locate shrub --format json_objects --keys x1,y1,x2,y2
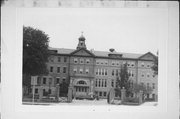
[{"x1": 125, "y1": 97, "x2": 139, "y2": 103}]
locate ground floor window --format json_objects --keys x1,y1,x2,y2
[
  {"x1": 103, "y1": 92, "x2": 107, "y2": 97},
  {"x1": 147, "y1": 94, "x2": 149, "y2": 98},
  {"x1": 99, "y1": 92, "x2": 102, "y2": 96},
  {"x1": 152, "y1": 94, "x2": 155, "y2": 99},
  {"x1": 35, "y1": 88, "x2": 38, "y2": 94}
]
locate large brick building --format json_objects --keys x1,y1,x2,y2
[{"x1": 31, "y1": 34, "x2": 158, "y2": 100}]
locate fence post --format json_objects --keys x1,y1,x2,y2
[
  {"x1": 139, "y1": 90, "x2": 143, "y2": 104},
  {"x1": 67, "y1": 86, "x2": 73, "y2": 103},
  {"x1": 56, "y1": 84, "x2": 60, "y2": 102},
  {"x1": 121, "y1": 87, "x2": 126, "y2": 104},
  {"x1": 109, "y1": 88, "x2": 115, "y2": 104},
  {"x1": 38, "y1": 86, "x2": 43, "y2": 101}
]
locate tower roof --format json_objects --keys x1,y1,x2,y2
[{"x1": 78, "y1": 32, "x2": 86, "y2": 41}]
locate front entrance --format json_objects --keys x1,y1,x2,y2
[
  {"x1": 75, "y1": 86, "x2": 89, "y2": 96},
  {"x1": 73, "y1": 80, "x2": 91, "y2": 98}
]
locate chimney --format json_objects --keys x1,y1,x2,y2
[{"x1": 109, "y1": 48, "x2": 115, "y2": 52}]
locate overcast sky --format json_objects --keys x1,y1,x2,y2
[{"x1": 22, "y1": 8, "x2": 166, "y2": 55}]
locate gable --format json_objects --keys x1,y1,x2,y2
[
  {"x1": 70, "y1": 48, "x2": 95, "y2": 57},
  {"x1": 139, "y1": 52, "x2": 156, "y2": 60}
]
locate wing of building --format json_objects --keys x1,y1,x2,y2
[{"x1": 30, "y1": 34, "x2": 158, "y2": 100}]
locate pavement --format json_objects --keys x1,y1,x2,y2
[{"x1": 22, "y1": 99, "x2": 157, "y2": 106}]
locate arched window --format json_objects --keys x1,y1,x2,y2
[{"x1": 77, "y1": 80, "x2": 87, "y2": 85}]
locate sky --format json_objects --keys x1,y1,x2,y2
[{"x1": 22, "y1": 8, "x2": 166, "y2": 55}]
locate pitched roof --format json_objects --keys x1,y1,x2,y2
[{"x1": 48, "y1": 47, "x2": 143, "y2": 59}]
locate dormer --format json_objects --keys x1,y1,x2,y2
[{"x1": 108, "y1": 48, "x2": 123, "y2": 58}]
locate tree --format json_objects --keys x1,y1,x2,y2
[
  {"x1": 128, "y1": 83, "x2": 153, "y2": 98},
  {"x1": 23, "y1": 26, "x2": 49, "y2": 93},
  {"x1": 115, "y1": 63, "x2": 130, "y2": 97}
]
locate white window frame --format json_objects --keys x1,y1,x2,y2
[
  {"x1": 74, "y1": 58, "x2": 78, "y2": 64},
  {"x1": 85, "y1": 68, "x2": 89, "y2": 74},
  {"x1": 80, "y1": 58, "x2": 84, "y2": 64},
  {"x1": 86, "y1": 59, "x2": 90, "y2": 64},
  {"x1": 79, "y1": 68, "x2": 83, "y2": 74}
]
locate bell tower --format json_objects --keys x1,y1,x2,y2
[{"x1": 76, "y1": 32, "x2": 87, "y2": 50}]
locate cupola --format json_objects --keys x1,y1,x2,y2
[{"x1": 76, "y1": 32, "x2": 87, "y2": 50}]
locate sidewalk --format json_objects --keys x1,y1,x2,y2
[{"x1": 22, "y1": 99, "x2": 158, "y2": 106}]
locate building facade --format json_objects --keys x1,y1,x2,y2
[{"x1": 30, "y1": 35, "x2": 158, "y2": 100}]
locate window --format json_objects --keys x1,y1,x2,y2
[
  {"x1": 37, "y1": 77, "x2": 41, "y2": 85},
  {"x1": 131, "y1": 64, "x2": 134, "y2": 67},
  {"x1": 105, "y1": 79, "x2": 107, "y2": 87},
  {"x1": 50, "y1": 66, "x2": 53, "y2": 72},
  {"x1": 152, "y1": 83, "x2": 155, "y2": 89},
  {"x1": 57, "y1": 67, "x2": 60, "y2": 73},
  {"x1": 48, "y1": 89, "x2": 51, "y2": 94},
  {"x1": 43, "y1": 78, "x2": 46, "y2": 84},
  {"x1": 86, "y1": 59, "x2": 90, "y2": 64},
  {"x1": 147, "y1": 64, "x2": 150, "y2": 67},
  {"x1": 147, "y1": 83, "x2": 150, "y2": 89},
  {"x1": 116, "y1": 69, "x2": 118, "y2": 76},
  {"x1": 105, "y1": 69, "x2": 108, "y2": 75},
  {"x1": 85, "y1": 68, "x2": 89, "y2": 74},
  {"x1": 99, "y1": 92, "x2": 102, "y2": 96},
  {"x1": 43, "y1": 89, "x2": 46, "y2": 96},
  {"x1": 141, "y1": 82, "x2": 144, "y2": 86},
  {"x1": 142, "y1": 74, "x2": 144, "y2": 77},
  {"x1": 79, "y1": 68, "x2": 83, "y2": 74},
  {"x1": 102, "y1": 69, "x2": 104, "y2": 75},
  {"x1": 99, "y1": 79, "x2": 101, "y2": 87},
  {"x1": 63, "y1": 67, "x2": 67, "y2": 73},
  {"x1": 78, "y1": 80, "x2": 86, "y2": 85},
  {"x1": 111, "y1": 79, "x2": 114, "y2": 87},
  {"x1": 58, "y1": 57, "x2": 61, "y2": 62},
  {"x1": 101, "y1": 62, "x2": 103, "y2": 65},
  {"x1": 147, "y1": 73, "x2": 150, "y2": 78},
  {"x1": 112, "y1": 62, "x2": 115, "y2": 65},
  {"x1": 95, "y1": 79, "x2": 98, "y2": 87},
  {"x1": 49, "y1": 78, "x2": 52, "y2": 85},
  {"x1": 152, "y1": 94, "x2": 155, "y2": 99},
  {"x1": 62, "y1": 77, "x2": 66, "y2": 82},
  {"x1": 96, "y1": 69, "x2": 98, "y2": 75},
  {"x1": 64, "y1": 57, "x2": 67, "y2": 62},
  {"x1": 74, "y1": 58, "x2": 78, "y2": 64},
  {"x1": 96, "y1": 61, "x2": 99, "y2": 65},
  {"x1": 102, "y1": 79, "x2": 104, "y2": 87},
  {"x1": 99, "y1": 69, "x2": 101, "y2": 75},
  {"x1": 141, "y1": 62, "x2": 144, "y2": 67},
  {"x1": 56, "y1": 77, "x2": 60, "y2": 84},
  {"x1": 80, "y1": 59, "x2": 84, "y2": 64},
  {"x1": 35, "y1": 88, "x2": 38, "y2": 94},
  {"x1": 50, "y1": 57, "x2": 54, "y2": 62},
  {"x1": 104, "y1": 92, "x2": 107, "y2": 97},
  {"x1": 112, "y1": 69, "x2": 114, "y2": 76},
  {"x1": 73, "y1": 68, "x2": 77, "y2": 73}
]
